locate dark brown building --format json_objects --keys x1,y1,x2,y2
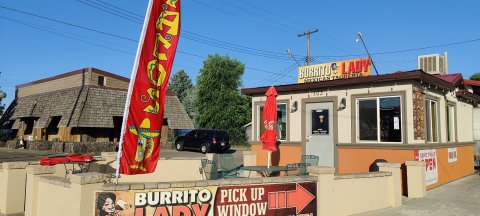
[{"x1": 1, "y1": 67, "x2": 193, "y2": 143}]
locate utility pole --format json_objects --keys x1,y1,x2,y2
[{"x1": 298, "y1": 28, "x2": 318, "y2": 66}]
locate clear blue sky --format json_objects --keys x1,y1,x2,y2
[{"x1": 1, "y1": 0, "x2": 480, "y2": 106}]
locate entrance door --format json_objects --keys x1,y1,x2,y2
[{"x1": 305, "y1": 102, "x2": 334, "y2": 167}]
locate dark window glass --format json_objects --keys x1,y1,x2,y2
[
  {"x1": 358, "y1": 99, "x2": 377, "y2": 141},
  {"x1": 259, "y1": 104, "x2": 287, "y2": 141},
  {"x1": 185, "y1": 130, "x2": 196, "y2": 137},
  {"x1": 380, "y1": 97, "x2": 401, "y2": 142},
  {"x1": 98, "y1": 76, "x2": 105, "y2": 86},
  {"x1": 276, "y1": 104, "x2": 287, "y2": 140}
]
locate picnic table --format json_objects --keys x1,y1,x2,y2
[{"x1": 240, "y1": 166, "x2": 295, "y2": 177}]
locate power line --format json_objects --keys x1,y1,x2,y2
[
  {"x1": 0, "y1": 15, "x2": 135, "y2": 55},
  {"x1": 0, "y1": 5, "x2": 138, "y2": 42},
  {"x1": 0, "y1": 5, "x2": 299, "y2": 61}
]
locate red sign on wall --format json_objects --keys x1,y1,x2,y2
[{"x1": 214, "y1": 182, "x2": 316, "y2": 216}]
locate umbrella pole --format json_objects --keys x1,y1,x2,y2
[{"x1": 267, "y1": 151, "x2": 271, "y2": 169}]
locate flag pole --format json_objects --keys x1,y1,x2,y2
[
  {"x1": 114, "y1": 0, "x2": 154, "y2": 184},
  {"x1": 267, "y1": 151, "x2": 271, "y2": 169}
]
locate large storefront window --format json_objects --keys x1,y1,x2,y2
[
  {"x1": 258, "y1": 104, "x2": 287, "y2": 141},
  {"x1": 425, "y1": 99, "x2": 438, "y2": 143},
  {"x1": 357, "y1": 96, "x2": 402, "y2": 143}
]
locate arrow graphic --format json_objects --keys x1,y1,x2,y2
[{"x1": 268, "y1": 183, "x2": 315, "y2": 214}]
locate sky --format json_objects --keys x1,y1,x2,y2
[{"x1": 1, "y1": 0, "x2": 480, "y2": 106}]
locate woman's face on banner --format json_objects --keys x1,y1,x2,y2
[{"x1": 102, "y1": 198, "x2": 115, "y2": 213}]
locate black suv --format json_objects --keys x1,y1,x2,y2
[{"x1": 175, "y1": 129, "x2": 230, "y2": 154}]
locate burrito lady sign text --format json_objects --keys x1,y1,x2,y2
[{"x1": 298, "y1": 58, "x2": 371, "y2": 83}]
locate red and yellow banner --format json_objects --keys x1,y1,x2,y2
[
  {"x1": 298, "y1": 57, "x2": 371, "y2": 83},
  {"x1": 119, "y1": 0, "x2": 181, "y2": 175}
]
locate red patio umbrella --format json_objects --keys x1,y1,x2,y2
[{"x1": 259, "y1": 86, "x2": 278, "y2": 168}]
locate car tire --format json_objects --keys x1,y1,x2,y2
[
  {"x1": 200, "y1": 144, "x2": 209, "y2": 154},
  {"x1": 175, "y1": 142, "x2": 184, "y2": 151}
]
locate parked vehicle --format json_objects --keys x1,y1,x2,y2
[{"x1": 175, "y1": 129, "x2": 230, "y2": 154}]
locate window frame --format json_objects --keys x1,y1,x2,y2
[
  {"x1": 446, "y1": 104, "x2": 456, "y2": 143},
  {"x1": 356, "y1": 95, "x2": 403, "y2": 144},
  {"x1": 256, "y1": 102, "x2": 288, "y2": 142},
  {"x1": 424, "y1": 99, "x2": 439, "y2": 143}
]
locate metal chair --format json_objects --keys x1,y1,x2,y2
[
  {"x1": 474, "y1": 155, "x2": 480, "y2": 169},
  {"x1": 285, "y1": 163, "x2": 310, "y2": 176},
  {"x1": 218, "y1": 154, "x2": 240, "y2": 178},
  {"x1": 200, "y1": 159, "x2": 219, "y2": 180},
  {"x1": 301, "y1": 155, "x2": 319, "y2": 167}
]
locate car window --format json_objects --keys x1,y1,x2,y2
[
  {"x1": 215, "y1": 131, "x2": 229, "y2": 139},
  {"x1": 185, "y1": 130, "x2": 197, "y2": 137}
]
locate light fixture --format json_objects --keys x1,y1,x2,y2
[
  {"x1": 356, "y1": 32, "x2": 379, "y2": 76},
  {"x1": 291, "y1": 101, "x2": 298, "y2": 113},
  {"x1": 338, "y1": 98, "x2": 346, "y2": 111}
]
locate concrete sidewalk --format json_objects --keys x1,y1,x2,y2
[{"x1": 359, "y1": 174, "x2": 480, "y2": 216}]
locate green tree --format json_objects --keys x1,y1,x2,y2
[
  {"x1": 168, "y1": 69, "x2": 193, "y2": 102},
  {"x1": 182, "y1": 87, "x2": 198, "y2": 126},
  {"x1": 470, "y1": 73, "x2": 480, "y2": 81},
  {"x1": 195, "y1": 54, "x2": 251, "y2": 145}
]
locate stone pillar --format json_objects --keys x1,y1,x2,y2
[
  {"x1": 69, "y1": 172, "x2": 106, "y2": 216},
  {"x1": 405, "y1": 161, "x2": 426, "y2": 198},
  {"x1": 377, "y1": 163, "x2": 402, "y2": 207},
  {"x1": 308, "y1": 166, "x2": 336, "y2": 216},
  {"x1": 25, "y1": 165, "x2": 56, "y2": 216},
  {"x1": 0, "y1": 162, "x2": 29, "y2": 215},
  {"x1": 242, "y1": 151, "x2": 258, "y2": 177}
]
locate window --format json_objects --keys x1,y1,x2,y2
[
  {"x1": 425, "y1": 99, "x2": 438, "y2": 142},
  {"x1": 446, "y1": 105, "x2": 455, "y2": 142},
  {"x1": 357, "y1": 96, "x2": 402, "y2": 143},
  {"x1": 258, "y1": 103, "x2": 287, "y2": 141},
  {"x1": 98, "y1": 76, "x2": 105, "y2": 86}
]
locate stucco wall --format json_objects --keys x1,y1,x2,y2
[
  {"x1": 250, "y1": 82, "x2": 475, "y2": 145},
  {"x1": 251, "y1": 82, "x2": 414, "y2": 144}
]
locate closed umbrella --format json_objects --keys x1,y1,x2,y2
[{"x1": 259, "y1": 86, "x2": 278, "y2": 168}]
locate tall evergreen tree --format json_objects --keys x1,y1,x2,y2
[
  {"x1": 195, "y1": 54, "x2": 251, "y2": 145},
  {"x1": 168, "y1": 69, "x2": 193, "y2": 102}
]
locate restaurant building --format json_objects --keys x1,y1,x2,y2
[
  {"x1": 0, "y1": 67, "x2": 193, "y2": 143},
  {"x1": 241, "y1": 58, "x2": 480, "y2": 190}
]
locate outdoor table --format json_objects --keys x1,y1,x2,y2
[
  {"x1": 63, "y1": 161, "x2": 95, "y2": 179},
  {"x1": 240, "y1": 166, "x2": 295, "y2": 177}
]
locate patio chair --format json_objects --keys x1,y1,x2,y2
[
  {"x1": 218, "y1": 154, "x2": 241, "y2": 178},
  {"x1": 301, "y1": 155, "x2": 319, "y2": 167},
  {"x1": 285, "y1": 162, "x2": 310, "y2": 176},
  {"x1": 200, "y1": 159, "x2": 219, "y2": 180}
]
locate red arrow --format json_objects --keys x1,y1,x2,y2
[{"x1": 287, "y1": 183, "x2": 315, "y2": 214}]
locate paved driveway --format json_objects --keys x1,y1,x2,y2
[{"x1": 359, "y1": 174, "x2": 480, "y2": 216}]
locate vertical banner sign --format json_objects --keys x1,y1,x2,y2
[
  {"x1": 414, "y1": 149, "x2": 438, "y2": 186},
  {"x1": 119, "y1": 0, "x2": 180, "y2": 174}
]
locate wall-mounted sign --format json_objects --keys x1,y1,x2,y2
[
  {"x1": 414, "y1": 149, "x2": 438, "y2": 186},
  {"x1": 312, "y1": 109, "x2": 329, "y2": 135},
  {"x1": 298, "y1": 58, "x2": 371, "y2": 83},
  {"x1": 448, "y1": 147, "x2": 457, "y2": 163},
  {"x1": 94, "y1": 182, "x2": 316, "y2": 216}
]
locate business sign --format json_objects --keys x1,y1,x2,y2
[
  {"x1": 298, "y1": 58, "x2": 371, "y2": 83},
  {"x1": 94, "y1": 182, "x2": 316, "y2": 216},
  {"x1": 448, "y1": 147, "x2": 457, "y2": 163},
  {"x1": 414, "y1": 149, "x2": 438, "y2": 186}
]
